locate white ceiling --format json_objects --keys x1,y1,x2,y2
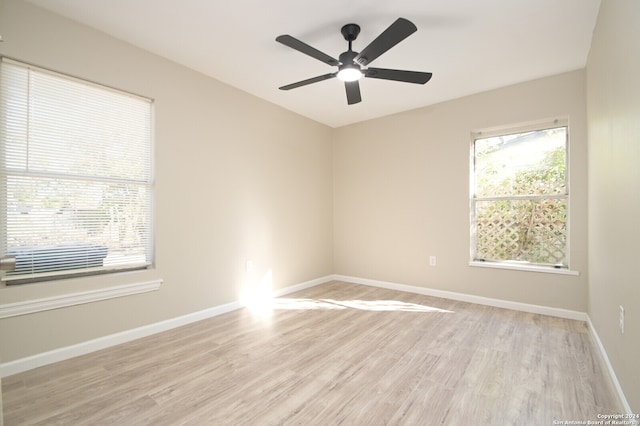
[{"x1": 27, "y1": 0, "x2": 601, "y2": 128}]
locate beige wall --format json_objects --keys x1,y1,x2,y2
[
  {"x1": 0, "y1": 0, "x2": 334, "y2": 362},
  {"x1": 586, "y1": 0, "x2": 640, "y2": 412},
  {"x1": 334, "y1": 70, "x2": 589, "y2": 311}
]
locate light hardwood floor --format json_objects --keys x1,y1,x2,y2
[{"x1": 2, "y1": 281, "x2": 623, "y2": 425}]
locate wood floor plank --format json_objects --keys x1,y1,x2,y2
[{"x1": 2, "y1": 281, "x2": 624, "y2": 425}]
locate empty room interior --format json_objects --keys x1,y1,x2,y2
[{"x1": 0, "y1": 0, "x2": 638, "y2": 424}]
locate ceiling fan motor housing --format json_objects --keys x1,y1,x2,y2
[
  {"x1": 341, "y1": 23, "x2": 361, "y2": 42},
  {"x1": 339, "y1": 51, "x2": 359, "y2": 68}
]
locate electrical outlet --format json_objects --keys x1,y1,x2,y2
[
  {"x1": 619, "y1": 305, "x2": 625, "y2": 334},
  {"x1": 429, "y1": 256, "x2": 437, "y2": 267},
  {"x1": 246, "y1": 260, "x2": 254, "y2": 273}
]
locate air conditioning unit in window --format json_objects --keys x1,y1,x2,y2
[{"x1": 7, "y1": 243, "x2": 108, "y2": 276}]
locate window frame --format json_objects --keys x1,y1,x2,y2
[
  {"x1": 0, "y1": 56, "x2": 155, "y2": 285},
  {"x1": 469, "y1": 118, "x2": 577, "y2": 275}
]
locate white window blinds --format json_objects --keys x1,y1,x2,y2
[{"x1": 0, "y1": 58, "x2": 153, "y2": 283}]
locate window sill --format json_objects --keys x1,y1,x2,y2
[
  {"x1": 469, "y1": 261, "x2": 579, "y2": 276},
  {"x1": 0, "y1": 279, "x2": 162, "y2": 319}
]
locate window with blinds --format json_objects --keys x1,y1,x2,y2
[{"x1": 0, "y1": 57, "x2": 154, "y2": 284}]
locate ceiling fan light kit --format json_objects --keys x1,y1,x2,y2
[
  {"x1": 337, "y1": 66, "x2": 362, "y2": 82},
  {"x1": 276, "y1": 18, "x2": 432, "y2": 105}
]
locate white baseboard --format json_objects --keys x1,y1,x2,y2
[
  {"x1": 0, "y1": 275, "x2": 334, "y2": 377},
  {"x1": 333, "y1": 274, "x2": 588, "y2": 321},
  {"x1": 272, "y1": 275, "x2": 333, "y2": 297},
  {"x1": 587, "y1": 317, "x2": 633, "y2": 414}
]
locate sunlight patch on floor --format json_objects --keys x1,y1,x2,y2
[
  {"x1": 272, "y1": 298, "x2": 454, "y2": 313},
  {"x1": 242, "y1": 274, "x2": 454, "y2": 316}
]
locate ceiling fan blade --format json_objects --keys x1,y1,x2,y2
[
  {"x1": 279, "y1": 73, "x2": 337, "y2": 90},
  {"x1": 345, "y1": 81, "x2": 362, "y2": 105},
  {"x1": 276, "y1": 35, "x2": 340, "y2": 66},
  {"x1": 354, "y1": 18, "x2": 417, "y2": 66},
  {"x1": 364, "y1": 67, "x2": 432, "y2": 84}
]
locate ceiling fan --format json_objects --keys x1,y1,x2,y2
[{"x1": 276, "y1": 18, "x2": 432, "y2": 105}]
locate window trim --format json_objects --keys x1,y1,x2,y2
[
  {"x1": 0, "y1": 278, "x2": 163, "y2": 319},
  {"x1": 469, "y1": 260, "x2": 579, "y2": 275},
  {"x1": 469, "y1": 117, "x2": 577, "y2": 274}
]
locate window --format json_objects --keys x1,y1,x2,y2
[
  {"x1": 0, "y1": 57, "x2": 153, "y2": 284},
  {"x1": 470, "y1": 120, "x2": 568, "y2": 270}
]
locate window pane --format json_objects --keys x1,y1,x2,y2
[
  {"x1": 25, "y1": 72, "x2": 151, "y2": 180},
  {"x1": 475, "y1": 198, "x2": 567, "y2": 265},
  {"x1": 475, "y1": 127, "x2": 567, "y2": 198},
  {"x1": 5, "y1": 175, "x2": 151, "y2": 276}
]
